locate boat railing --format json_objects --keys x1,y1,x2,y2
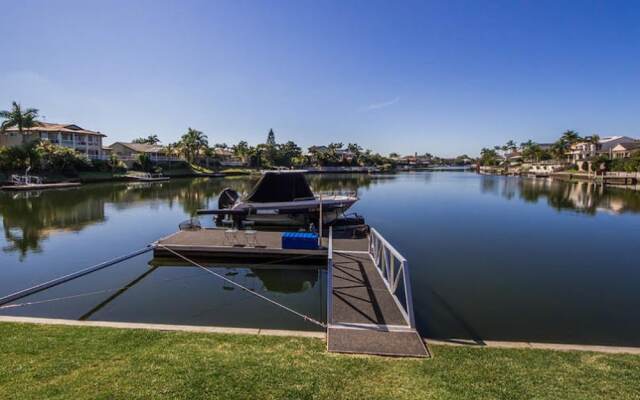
[
  {"x1": 368, "y1": 227, "x2": 416, "y2": 328},
  {"x1": 315, "y1": 190, "x2": 358, "y2": 198}
]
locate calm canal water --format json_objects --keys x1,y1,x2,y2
[{"x1": 1, "y1": 172, "x2": 639, "y2": 346}]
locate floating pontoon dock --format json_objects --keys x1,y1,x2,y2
[
  {"x1": 154, "y1": 229, "x2": 328, "y2": 264},
  {"x1": 154, "y1": 227, "x2": 428, "y2": 357},
  {"x1": 1, "y1": 182, "x2": 81, "y2": 191}
]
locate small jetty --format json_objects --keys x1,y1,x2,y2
[
  {"x1": 129, "y1": 172, "x2": 170, "y2": 182},
  {"x1": 153, "y1": 226, "x2": 428, "y2": 357},
  {"x1": 1, "y1": 182, "x2": 81, "y2": 191},
  {"x1": 1, "y1": 174, "x2": 81, "y2": 191}
]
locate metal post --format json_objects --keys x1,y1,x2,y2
[
  {"x1": 402, "y1": 260, "x2": 416, "y2": 328},
  {"x1": 318, "y1": 194, "x2": 323, "y2": 247},
  {"x1": 327, "y1": 226, "x2": 333, "y2": 326}
]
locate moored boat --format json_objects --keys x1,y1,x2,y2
[{"x1": 199, "y1": 171, "x2": 358, "y2": 226}]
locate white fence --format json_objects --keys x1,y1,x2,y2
[{"x1": 604, "y1": 172, "x2": 640, "y2": 179}]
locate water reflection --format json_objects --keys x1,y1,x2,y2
[
  {"x1": 482, "y1": 176, "x2": 640, "y2": 215},
  {"x1": 0, "y1": 187, "x2": 107, "y2": 258},
  {"x1": 0, "y1": 174, "x2": 391, "y2": 259},
  {"x1": 0, "y1": 257, "x2": 324, "y2": 331}
]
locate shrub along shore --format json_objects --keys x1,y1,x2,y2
[{"x1": 0, "y1": 322, "x2": 639, "y2": 399}]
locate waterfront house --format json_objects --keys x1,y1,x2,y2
[
  {"x1": 307, "y1": 146, "x2": 355, "y2": 164},
  {"x1": 505, "y1": 151, "x2": 523, "y2": 166},
  {"x1": 0, "y1": 121, "x2": 106, "y2": 159},
  {"x1": 396, "y1": 153, "x2": 431, "y2": 168},
  {"x1": 213, "y1": 147, "x2": 246, "y2": 167},
  {"x1": 107, "y1": 142, "x2": 163, "y2": 159},
  {"x1": 106, "y1": 142, "x2": 174, "y2": 161},
  {"x1": 567, "y1": 136, "x2": 638, "y2": 163},
  {"x1": 611, "y1": 142, "x2": 640, "y2": 159}
]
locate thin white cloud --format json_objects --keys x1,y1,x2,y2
[{"x1": 360, "y1": 97, "x2": 400, "y2": 112}]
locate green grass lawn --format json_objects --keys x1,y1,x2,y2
[{"x1": 1, "y1": 323, "x2": 639, "y2": 400}]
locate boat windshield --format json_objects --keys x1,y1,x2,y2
[{"x1": 245, "y1": 172, "x2": 315, "y2": 202}]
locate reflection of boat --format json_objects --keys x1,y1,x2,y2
[
  {"x1": 206, "y1": 171, "x2": 358, "y2": 226},
  {"x1": 149, "y1": 260, "x2": 319, "y2": 294},
  {"x1": 250, "y1": 268, "x2": 317, "y2": 293}
]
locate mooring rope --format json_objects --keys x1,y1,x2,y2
[
  {"x1": 0, "y1": 271, "x2": 204, "y2": 310},
  {"x1": 155, "y1": 244, "x2": 327, "y2": 329},
  {"x1": 0, "y1": 288, "x2": 118, "y2": 310}
]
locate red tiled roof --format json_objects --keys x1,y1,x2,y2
[{"x1": 3, "y1": 121, "x2": 105, "y2": 136}]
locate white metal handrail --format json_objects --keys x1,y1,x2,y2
[
  {"x1": 326, "y1": 226, "x2": 334, "y2": 325},
  {"x1": 368, "y1": 227, "x2": 416, "y2": 328}
]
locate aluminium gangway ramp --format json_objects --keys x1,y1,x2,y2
[{"x1": 327, "y1": 229, "x2": 429, "y2": 357}]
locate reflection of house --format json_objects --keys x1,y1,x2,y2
[
  {"x1": 611, "y1": 142, "x2": 640, "y2": 159},
  {"x1": 0, "y1": 122, "x2": 106, "y2": 158},
  {"x1": 567, "y1": 136, "x2": 638, "y2": 162}
]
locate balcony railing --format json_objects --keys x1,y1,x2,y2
[{"x1": 88, "y1": 154, "x2": 183, "y2": 162}]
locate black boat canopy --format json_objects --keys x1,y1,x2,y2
[{"x1": 245, "y1": 171, "x2": 315, "y2": 202}]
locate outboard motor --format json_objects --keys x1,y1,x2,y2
[
  {"x1": 178, "y1": 218, "x2": 202, "y2": 231},
  {"x1": 218, "y1": 188, "x2": 239, "y2": 209}
]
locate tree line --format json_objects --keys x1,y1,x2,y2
[
  {"x1": 133, "y1": 128, "x2": 393, "y2": 169},
  {"x1": 479, "y1": 130, "x2": 598, "y2": 166}
]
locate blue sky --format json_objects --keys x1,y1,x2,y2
[{"x1": 1, "y1": 0, "x2": 638, "y2": 157}]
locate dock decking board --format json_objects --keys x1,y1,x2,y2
[
  {"x1": 331, "y1": 252, "x2": 406, "y2": 326},
  {"x1": 328, "y1": 328, "x2": 427, "y2": 357},
  {"x1": 154, "y1": 229, "x2": 327, "y2": 264}
]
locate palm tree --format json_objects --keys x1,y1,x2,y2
[
  {"x1": 347, "y1": 143, "x2": 363, "y2": 164},
  {"x1": 520, "y1": 140, "x2": 540, "y2": 162},
  {"x1": 588, "y1": 134, "x2": 601, "y2": 147},
  {"x1": 132, "y1": 134, "x2": 160, "y2": 145},
  {"x1": 561, "y1": 130, "x2": 581, "y2": 144},
  {"x1": 231, "y1": 141, "x2": 251, "y2": 164},
  {"x1": 179, "y1": 128, "x2": 208, "y2": 162},
  {"x1": 0, "y1": 102, "x2": 40, "y2": 143},
  {"x1": 504, "y1": 140, "x2": 517, "y2": 152}
]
